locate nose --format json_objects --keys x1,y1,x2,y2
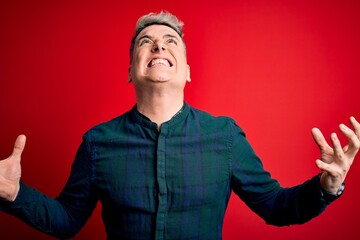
[{"x1": 151, "y1": 41, "x2": 166, "y2": 53}]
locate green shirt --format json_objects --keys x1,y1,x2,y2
[{"x1": 2, "y1": 102, "x2": 338, "y2": 239}]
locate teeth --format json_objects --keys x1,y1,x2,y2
[{"x1": 150, "y1": 58, "x2": 170, "y2": 67}]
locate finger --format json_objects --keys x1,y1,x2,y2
[
  {"x1": 315, "y1": 159, "x2": 335, "y2": 177},
  {"x1": 311, "y1": 128, "x2": 332, "y2": 151},
  {"x1": 339, "y1": 123, "x2": 360, "y2": 152},
  {"x1": 350, "y1": 116, "x2": 360, "y2": 139},
  {"x1": 315, "y1": 159, "x2": 345, "y2": 179},
  {"x1": 12, "y1": 135, "x2": 26, "y2": 159},
  {"x1": 330, "y1": 133, "x2": 348, "y2": 165}
]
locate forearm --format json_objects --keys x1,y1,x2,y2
[
  {"x1": 265, "y1": 175, "x2": 340, "y2": 226},
  {"x1": 1, "y1": 182, "x2": 92, "y2": 239}
]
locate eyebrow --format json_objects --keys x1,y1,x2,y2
[{"x1": 163, "y1": 34, "x2": 179, "y2": 40}]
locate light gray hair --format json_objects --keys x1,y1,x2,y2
[{"x1": 129, "y1": 11, "x2": 185, "y2": 63}]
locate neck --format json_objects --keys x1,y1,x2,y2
[{"x1": 135, "y1": 88, "x2": 184, "y2": 129}]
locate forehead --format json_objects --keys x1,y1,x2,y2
[{"x1": 136, "y1": 24, "x2": 181, "y2": 41}]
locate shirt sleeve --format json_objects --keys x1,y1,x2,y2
[
  {"x1": 0, "y1": 134, "x2": 98, "y2": 239},
  {"x1": 229, "y1": 120, "x2": 340, "y2": 226}
]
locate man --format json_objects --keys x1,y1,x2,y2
[{"x1": 0, "y1": 11, "x2": 359, "y2": 239}]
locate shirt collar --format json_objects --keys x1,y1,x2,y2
[{"x1": 130, "y1": 102, "x2": 190, "y2": 130}]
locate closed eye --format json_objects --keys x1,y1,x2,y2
[
  {"x1": 138, "y1": 35, "x2": 154, "y2": 46},
  {"x1": 166, "y1": 38, "x2": 177, "y2": 45},
  {"x1": 140, "y1": 38, "x2": 152, "y2": 46}
]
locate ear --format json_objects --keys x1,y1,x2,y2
[
  {"x1": 186, "y1": 64, "x2": 191, "y2": 82},
  {"x1": 128, "y1": 66, "x2": 132, "y2": 83}
]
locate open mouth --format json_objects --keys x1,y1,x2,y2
[{"x1": 147, "y1": 58, "x2": 173, "y2": 67}]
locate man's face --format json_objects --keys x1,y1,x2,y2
[{"x1": 128, "y1": 24, "x2": 191, "y2": 90}]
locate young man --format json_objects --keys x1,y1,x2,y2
[{"x1": 1, "y1": 11, "x2": 359, "y2": 239}]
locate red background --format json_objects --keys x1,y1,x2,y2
[{"x1": 1, "y1": 0, "x2": 360, "y2": 239}]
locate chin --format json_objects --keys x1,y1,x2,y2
[{"x1": 148, "y1": 74, "x2": 171, "y2": 82}]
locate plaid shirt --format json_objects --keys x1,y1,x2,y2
[{"x1": 2, "y1": 102, "x2": 338, "y2": 239}]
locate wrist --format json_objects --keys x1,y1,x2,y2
[
  {"x1": 318, "y1": 174, "x2": 345, "y2": 197},
  {"x1": 0, "y1": 182, "x2": 20, "y2": 202},
  {"x1": 324, "y1": 182, "x2": 345, "y2": 196},
  {"x1": 10, "y1": 183, "x2": 20, "y2": 201}
]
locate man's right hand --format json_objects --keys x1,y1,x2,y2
[{"x1": 0, "y1": 135, "x2": 26, "y2": 202}]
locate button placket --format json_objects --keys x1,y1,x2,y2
[{"x1": 155, "y1": 125, "x2": 168, "y2": 240}]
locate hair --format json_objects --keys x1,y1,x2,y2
[{"x1": 129, "y1": 11, "x2": 185, "y2": 63}]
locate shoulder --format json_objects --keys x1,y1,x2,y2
[
  {"x1": 187, "y1": 105, "x2": 245, "y2": 135},
  {"x1": 82, "y1": 110, "x2": 132, "y2": 142}
]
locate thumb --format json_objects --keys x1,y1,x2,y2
[{"x1": 12, "y1": 135, "x2": 26, "y2": 159}]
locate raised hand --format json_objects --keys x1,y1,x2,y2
[
  {"x1": 312, "y1": 117, "x2": 360, "y2": 194},
  {"x1": 0, "y1": 135, "x2": 26, "y2": 201}
]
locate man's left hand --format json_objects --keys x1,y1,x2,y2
[{"x1": 312, "y1": 116, "x2": 360, "y2": 195}]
